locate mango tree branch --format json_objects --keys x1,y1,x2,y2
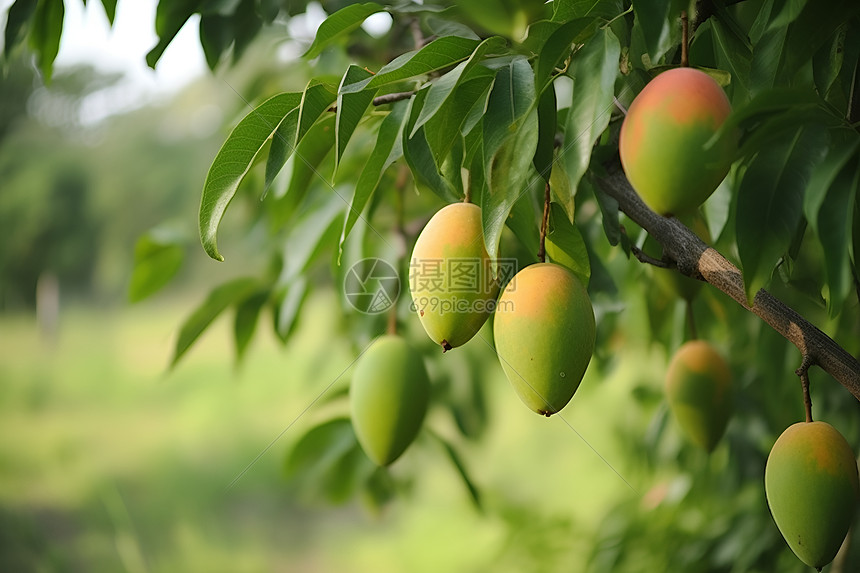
[{"x1": 596, "y1": 165, "x2": 860, "y2": 401}]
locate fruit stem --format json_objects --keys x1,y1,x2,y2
[
  {"x1": 796, "y1": 355, "x2": 814, "y2": 423},
  {"x1": 686, "y1": 300, "x2": 698, "y2": 340},
  {"x1": 680, "y1": 11, "x2": 689, "y2": 68},
  {"x1": 538, "y1": 182, "x2": 551, "y2": 263}
]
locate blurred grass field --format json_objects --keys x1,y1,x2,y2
[{"x1": 0, "y1": 290, "x2": 653, "y2": 573}]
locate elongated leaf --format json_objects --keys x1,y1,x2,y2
[
  {"x1": 804, "y1": 137, "x2": 860, "y2": 232},
  {"x1": 411, "y1": 36, "x2": 505, "y2": 136},
  {"x1": 749, "y1": 25, "x2": 787, "y2": 95},
  {"x1": 633, "y1": 0, "x2": 670, "y2": 62},
  {"x1": 546, "y1": 203, "x2": 590, "y2": 285},
  {"x1": 535, "y1": 17, "x2": 596, "y2": 91},
  {"x1": 146, "y1": 0, "x2": 196, "y2": 68},
  {"x1": 483, "y1": 108, "x2": 540, "y2": 274},
  {"x1": 297, "y1": 81, "x2": 338, "y2": 145},
  {"x1": 336, "y1": 66, "x2": 376, "y2": 170},
  {"x1": 234, "y1": 290, "x2": 268, "y2": 362},
  {"x1": 172, "y1": 277, "x2": 260, "y2": 368},
  {"x1": 812, "y1": 24, "x2": 846, "y2": 97},
  {"x1": 339, "y1": 100, "x2": 409, "y2": 257},
  {"x1": 561, "y1": 27, "x2": 620, "y2": 194},
  {"x1": 4, "y1": 0, "x2": 37, "y2": 57},
  {"x1": 199, "y1": 92, "x2": 302, "y2": 261},
  {"x1": 303, "y1": 2, "x2": 385, "y2": 59},
  {"x1": 281, "y1": 192, "x2": 344, "y2": 281},
  {"x1": 128, "y1": 230, "x2": 185, "y2": 303},
  {"x1": 736, "y1": 125, "x2": 829, "y2": 301},
  {"x1": 99, "y1": 0, "x2": 117, "y2": 25},
  {"x1": 550, "y1": 160, "x2": 575, "y2": 222},
  {"x1": 711, "y1": 15, "x2": 751, "y2": 101},
  {"x1": 341, "y1": 36, "x2": 481, "y2": 94},
  {"x1": 428, "y1": 430, "x2": 482, "y2": 510},
  {"x1": 768, "y1": 0, "x2": 806, "y2": 30},
  {"x1": 264, "y1": 107, "x2": 300, "y2": 193},
  {"x1": 403, "y1": 89, "x2": 460, "y2": 202},
  {"x1": 275, "y1": 276, "x2": 308, "y2": 342},
  {"x1": 533, "y1": 85, "x2": 557, "y2": 182},
  {"x1": 552, "y1": 0, "x2": 623, "y2": 21},
  {"x1": 29, "y1": 0, "x2": 63, "y2": 80},
  {"x1": 482, "y1": 56, "x2": 536, "y2": 161},
  {"x1": 200, "y1": 14, "x2": 231, "y2": 70}
]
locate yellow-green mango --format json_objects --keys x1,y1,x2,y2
[
  {"x1": 620, "y1": 67, "x2": 734, "y2": 215},
  {"x1": 410, "y1": 202, "x2": 498, "y2": 351},
  {"x1": 766, "y1": 421, "x2": 860, "y2": 570},
  {"x1": 643, "y1": 211, "x2": 712, "y2": 301},
  {"x1": 493, "y1": 263, "x2": 595, "y2": 416},
  {"x1": 665, "y1": 340, "x2": 732, "y2": 452},
  {"x1": 350, "y1": 335, "x2": 430, "y2": 466}
]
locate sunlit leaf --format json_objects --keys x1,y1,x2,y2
[
  {"x1": 335, "y1": 65, "x2": 376, "y2": 171},
  {"x1": 199, "y1": 92, "x2": 302, "y2": 261},
  {"x1": 29, "y1": 0, "x2": 63, "y2": 80},
  {"x1": 534, "y1": 17, "x2": 596, "y2": 91},
  {"x1": 297, "y1": 81, "x2": 338, "y2": 145},
  {"x1": 428, "y1": 430, "x2": 482, "y2": 510},
  {"x1": 128, "y1": 229, "x2": 185, "y2": 303},
  {"x1": 403, "y1": 88, "x2": 460, "y2": 202},
  {"x1": 302, "y1": 2, "x2": 385, "y2": 59}
]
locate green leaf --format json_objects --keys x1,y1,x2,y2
[
  {"x1": 710, "y1": 15, "x2": 751, "y2": 101},
  {"x1": 297, "y1": 81, "x2": 338, "y2": 146},
  {"x1": 736, "y1": 125, "x2": 829, "y2": 301},
  {"x1": 264, "y1": 107, "x2": 300, "y2": 194},
  {"x1": 280, "y1": 192, "x2": 344, "y2": 282},
  {"x1": 339, "y1": 100, "x2": 409, "y2": 258},
  {"x1": 199, "y1": 92, "x2": 302, "y2": 261},
  {"x1": 546, "y1": 203, "x2": 590, "y2": 285},
  {"x1": 172, "y1": 277, "x2": 260, "y2": 368},
  {"x1": 767, "y1": 0, "x2": 807, "y2": 30},
  {"x1": 410, "y1": 36, "x2": 506, "y2": 137},
  {"x1": 633, "y1": 0, "x2": 670, "y2": 62},
  {"x1": 552, "y1": 0, "x2": 623, "y2": 22},
  {"x1": 550, "y1": 160, "x2": 575, "y2": 222},
  {"x1": 341, "y1": 36, "x2": 482, "y2": 94},
  {"x1": 748, "y1": 24, "x2": 787, "y2": 95},
  {"x1": 4, "y1": 0, "x2": 37, "y2": 57},
  {"x1": 275, "y1": 276, "x2": 308, "y2": 342},
  {"x1": 234, "y1": 290, "x2": 268, "y2": 362},
  {"x1": 29, "y1": 0, "x2": 64, "y2": 80},
  {"x1": 403, "y1": 89, "x2": 460, "y2": 202},
  {"x1": 428, "y1": 430, "x2": 482, "y2": 510},
  {"x1": 483, "y1": 108, "x2": 540, "y2": 274},
  {"x1": 560, "y1": 27, "x2": 620, "y2": 194},
  {"x1": 99, "y1": 0, "x2": 117, "y2": 25},
  {"x1": 533, "y1": 85, "x2": 557, "y2": 182},
  {"x1": 812, "y1": 24, "x2": 846, "y2": 97},
  {"x1": 335, "y1": 65, "x2": 377, "y2": 171},
  {"x1": 302, "y1": 2, "x2": 385, "y2": 59},
  {"x1": 146, "y1": 0, "x2": 197, "y2": 68},
  {"x1": 199, "y1": 14, "x2": 231, "y2": 70},
  {"x1": 804, "y1": 136, "x2": 860, "y2": 316},
  {"x1": 592, "y1": 177, "x2": 621, "y2": 246},
  {"x1": 128, "y1": 229, "x2": 185, "y2": 303},
  {"x1": 534, "y1": 17, "x2": 597, "y2": 91},
  {"x1": 482, "y1": 56, "x2": 536, "y2": 161}
]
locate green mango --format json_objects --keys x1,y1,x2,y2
[
  {"x1": 493, "y1": 263, "x2": 595, "y2": 416},
  {"x1": 766, "y1": 421, "x2": 860, "y2": 570},
  {"x1": 665, "y1": 340, "x2": 732, "y2": 452},
  {"x1": 410, "y1": 202, "x2": 499, "y2": 351},
  {"x1": 620, "y1": 67, "x2": 735, "y2": 216},
  {"x1": 643, "y1": 211, "x2": 712, "y2": 302},
  {"x1": 350, "y1": 335, "x2": 430, "y2": 466}
]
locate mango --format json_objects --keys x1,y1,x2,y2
[
  {"x1": 765, "y1": 421, "x2": 860, "y2": 570},
  {"x1": 410, "y1": 202, "x2": 498, "y2": 351},
  {"x1": 665, "y1": 340, "x2": 732, "y2": 452},
  {"x1": 643, "y1": 211, "x2": 712, "y2": 301},
  {"x1": 619, "y1": 67, "x2": 734, "y2": 215},
  {"x1": 493, "y1": 263, "x2": 595, "y2": 416},
  {"x1": 350, "y1": 335, "x2": 430, "y2": 466}
]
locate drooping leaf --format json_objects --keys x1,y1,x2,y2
[
  {"x1": 29, "y1": 0, "x2": 64, "y2": 80},
  {"x1": 633, "y1": 0, "x2": 670, "y2": 62},
  {"x1": 534, "y1": 17, "x2": 597, "y2": 91},
  {"x1": 275, "y1": 276, "x2": 308, "y2": 342},
  {"x1": 264, "y1": 107, "x2": 300, "y2": 193},
  {"x1": 280, "y1": 192, "x2": 344, "y2": 282},
  {"x1": 335, "y1": 65, "x2": 377, "y2": 170},
  {"x1": 341, "y1": 36, "x2": 482, "y2": 94},
  {"x1": 736, "y1": 125, "x2": 829, "y2": 301},
  {"x1": 234, "y1": 289, "x2": 268, "y2": 362},
  {"x1": 146, "y1": 0, "x2": 197, "y2": 68},
  {"x1": 403, "y1": 89, "x2": 460, "y2": 202},
  {"x1": 128, "y1": 229, "x2": 185, "y2": 303},
  {"x1": 297, "y1": 81, "x2": 338, "y2": 145},
  {"x1": 546, "y1": 203, "x2": 591, "y2": 285},
  {"x1": 550, "y1": 160, "x2": 575, "y2": 222},
  {"x1": 560, "y1": 27, "x2": 620, "y2": 194},
  {"x1": 302, "y1": 2, "x2": 386, "y2": 59},
  {"x1": 339, "y1": 100, "x2": 410, "y2": 257},
  {"x1": 710, "y1": 15, "x2": 751, "y2": 102},
  {"x1": 812, "y1": 23, "x2": 846, "y2": 97},
  {"x1": 4, "y1": 0, "x2": 37, "y2": 58},
  {"x1": 533, "y1": 85, "x2": 557, "y2": 182},
  {"x1": 99, "y1": 0, "x2": 117, "y2": 25},
  {"x1": 748, "y1": 23, "x2": 787, "y2": 95},
  {"x1": 410, "y1": 36, "x2": 506, "y2": 136},
  {"x1": 592, "y1": 177, "x2": 621, "y2": 246},
  {"x1": 199, "y1": 14, "x2": 232, "y2": 70},
  {"x1": 428, "y1": 430, "x2": 482, "y2": 510},
  {"x1": 199, "y1": 92, "x2": 302, "y2": 261},
  {"x1": 482, "y1": 56, "x2": 536, "y2": 161},
  {"x1": 767, "y1": 0, "x2": 807, "y2": 30},
  {"x1": 172, "y1": 277, "x2": 261, "y2": 368},
  {"x1": 483, "y1": 108, "x2": 540, "y2": 274}
]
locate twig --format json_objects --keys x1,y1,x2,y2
[
  {"x1": 327, "y1": 91, "x2": 416, "y2": 113},
  {"x1": 410, "y1": 18, "x2": 424, "y2": 50},
  {"x1": 680, "y1": 11, "x2": 689, "y2": 67},
  {"x1": 630, "y1": 243, "x2": 675, "y2": 268},
  {"x1": 538, "y1": 182, "x2": 551, "y2": 263},
  {"x1": 796, "y1": 355, "x2": 814, "y2": 423},
  {"x1": 597, "y1": 163, "x2": 860, "y2": 401}
]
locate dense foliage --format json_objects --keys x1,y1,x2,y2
[{"x1": 6, "y1": 0, "x2": 860, "y2": 570}]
